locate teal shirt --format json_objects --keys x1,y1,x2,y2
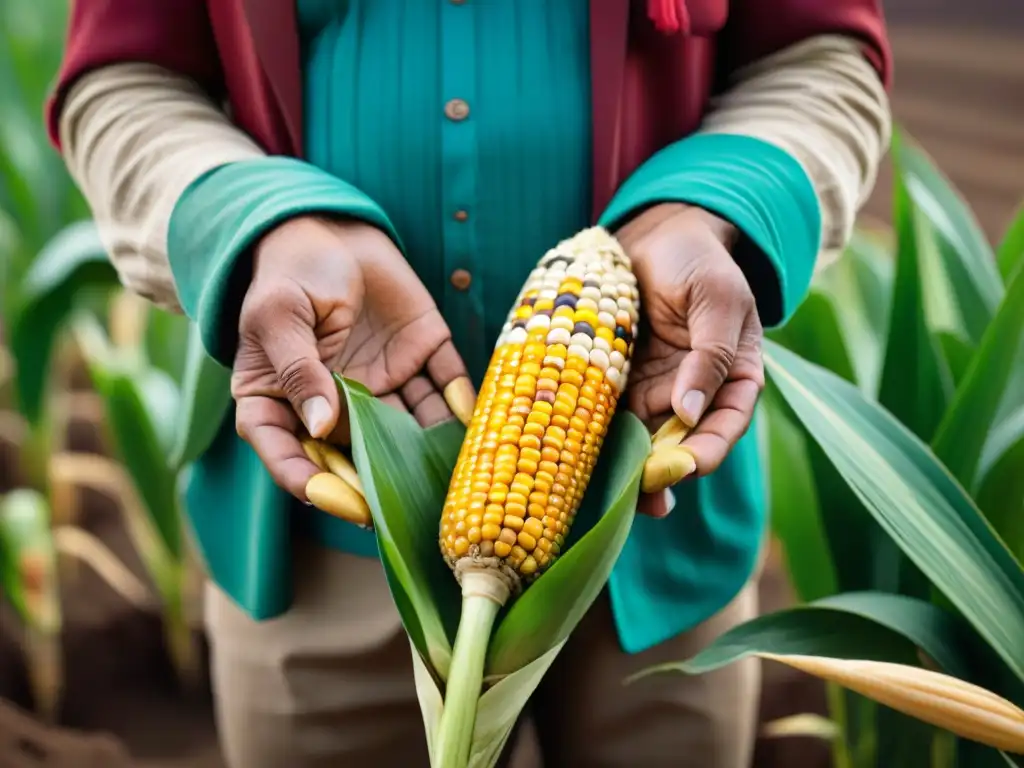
[{"x1": 167, "y1": 0, "x2": 820, "y2": 653}]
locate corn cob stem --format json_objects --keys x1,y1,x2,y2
[{"x1": 434, "y1": 570, "x2": 510, "y2": 768}]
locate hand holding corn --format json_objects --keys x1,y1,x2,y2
[
  {"x1": 230, "y1": 215, "x2": 476, "y2": 504},
  {"x1": 614, "y1": 202, "x2": 766, "y2": 517}
]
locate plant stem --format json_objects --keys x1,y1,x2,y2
[
  {"x1": 25, "y1": 626, "x2": 62, "y2": 724},
  {"x1": 433, "y1": 571, "x2": 507, "y2": 768},
  {"x1": 826, "y1": 682, "x2": 854, "y2": 768},
  {"x1": 930, "y1": 729, "x2": 956, "y2": 768}
]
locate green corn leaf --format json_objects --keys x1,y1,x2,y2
[
  {"x1": 74, "y1": 315, "x2": 183, "y2": 561},
  {"x1": 170, "y1": 324, "x2": 232, "y2": 471},
  {"x1": 98, "y1": 372, "x2": 183, "y2": 560},
  {"x1": 976, "y1": 407, "x2": 1024, "y2": 566},
  {"x1": 932, "y1": 263, "x2": 1024, "y2": 490},
  {"x1": 813, "y1": 230, "x2": 894, "y2": 397},
  {"x1": 136, "y1": 366, "x2": 184, "y2": 459},
  {"x1": 8, "y1": 221, "x2": 118, "y2": 424},
  {"x1": 761, "y1": 387, "x2": 837, "y2": 602},
  {"x1": 891, "y1": 130, "x2": 1002, "y2": 341},
  {"x1": 997, "y1": 204, "x2": 1024, "y2": 284},
  {"x1": 763, "y1": 339, "x2": 1024, "y2": 683},
  {"x1": 935, "y1": 331, "x2": 976, "y2": 389},
  {"x1": 639, "y1": 592, "x2": 1018, "y2": 764},
  {"x1": 877, "y1": 160, "x2": 953, "y2": 443},
  {"x1": 648, "y1": 592, "x2": 975, "y2": 681},
  {"x1": 766, "y1": 290, "x2": 857, "y2": 385},
  {"x1": 486, "y1": 412, "x2": 648, "y2": 676},
  {"x1": 143, "y1": 307, "x2": 191, "y2": 386}
]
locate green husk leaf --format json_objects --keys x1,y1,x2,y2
[
  {"x1": 411, "y1": 640, "x2": 564, "y2": 768},
  {"x1": 470, "y1": 643, "x2": 564, "y2": 767},
  {"x1": 336, "y1": 375, "x2": 461, "y2": 678},
  {"x1": 412, "y1": 645, "x2": 446, "y2": 764},
  {"x1": 763, "y1": 339, "x2": 1024, "y2": 682},
  {"x1": 486, "y1": 412, "x2": 649, "y2": 676}
]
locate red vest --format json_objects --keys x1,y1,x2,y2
[{"x1": 47, "y1": 0, "x2": 890, "y2": 222}]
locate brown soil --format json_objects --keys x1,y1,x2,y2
[{"x1": 0, "y1": 411, "x2": 224, "y2": 768}]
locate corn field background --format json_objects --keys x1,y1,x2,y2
[{"x1": 0, "y1": 1, "x2": 1022, "y2": 767}]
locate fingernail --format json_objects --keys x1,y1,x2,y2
[
  {"x1": 443, "y1": 377, "x2": 477, "y2": 427},
  {"x1": 678, "y1": 390, "x2": 706, "y2": 426},
  {"x1": 301, "y1": 396, "x2": 332, "y2": 438},
  {"x1": 664, "y1": 488, "x2": 676, "y2": 514}
]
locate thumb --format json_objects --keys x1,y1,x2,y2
[
  {"x1": 671, "y1": 301, "x2": 745, "y2": 427},
  {"x1": 261, "y1": 314, "x2": 341, "y2": 439}
]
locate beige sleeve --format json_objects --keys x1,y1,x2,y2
[
  {"x1": 696, "y1": 34, "x2": 892, "y2": 265},
  {"x1": 56, "y1": 35, "x2": 890, "y2": 310},
  {"x1": 57, "y1": 63, "x2": 267, "y2": 312}
]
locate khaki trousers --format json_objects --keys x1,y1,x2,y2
[{"x1": 205, "y1": 540, "x2": 761, "y2": 768}]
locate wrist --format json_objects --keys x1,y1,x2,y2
[{"x1": 615, "y1": 202, "x2": 740, "y2": 265}]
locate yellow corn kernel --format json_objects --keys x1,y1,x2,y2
[{"x1": 439, "y1": 226, "x2": 639, "y2": 594}]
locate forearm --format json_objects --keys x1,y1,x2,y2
[
  {"x1": 696, "y1": 33, "x2": 891, "y2": 260},
  {"x1": 56, "y1": 62, "x2": 266, "y2": 311}
]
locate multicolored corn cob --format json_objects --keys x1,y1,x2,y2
[{"x1": 439, "y1": 226, "x2": 640, "y2": 596}]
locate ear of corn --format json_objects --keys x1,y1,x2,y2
[
  {"x1": 433, "y1": 226, "x2": 641, "y2": 768},
  {"x1": 439, "y1": 226, "x2": 640, "y2": 599}
]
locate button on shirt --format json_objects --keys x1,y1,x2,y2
[{"x1": 298, "y1": 0, "x2": 593, "y2": 383}]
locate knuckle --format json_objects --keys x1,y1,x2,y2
[
  {"x1": 277, "y1": 356, "x2": 319, "y2": 401},
  {"x1": 700, "y1": 338, "x2": 736, "y2": 377},
  {"x1": 240, "y1": 285, "x2": 300, "y2": 334},
  {"x1": 708, "y1": 263, "x2": 753, "y2": 306}
]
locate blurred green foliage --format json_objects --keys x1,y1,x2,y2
[{"x1": 0, "y1": 0, "x2": 91, "y2": 308}]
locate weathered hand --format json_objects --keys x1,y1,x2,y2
[
  {"x1": 232, "y1": 215, "x2": 475, "y2": 501},
  {"x1": 616, "y1": 203, "x2": 765, "y2": 517}
]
